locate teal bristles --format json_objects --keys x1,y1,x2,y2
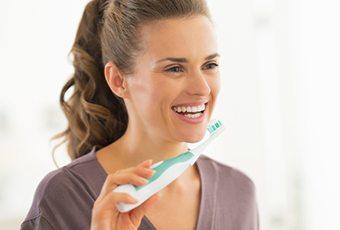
[
  {"x1": 189, "y1": 119, "x2": 225, "y2": 165},
  {"x1": 207, "y1": 119, "x2": 223, "y2": 134}
]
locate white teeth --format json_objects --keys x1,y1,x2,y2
[
  {"x1": 192, "y1": 107, "x2": 198, "y2": 112},
  {"x1": 184, "y1": 113, "x2": 202, "y2": 118},
  {"x1": 173, "y1": 104, "x2": 206, "y2": 113}
]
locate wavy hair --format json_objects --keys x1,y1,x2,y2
[{"x1": 51, "y1": 0, "x2": 211, "y2": 166}]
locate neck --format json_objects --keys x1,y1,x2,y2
[
  {"x1": 109, "y1": 121, "x2": 189, "y2": 168},
  {"x1": 98, "y1": 121, "x2": 199, "y2": 192}
]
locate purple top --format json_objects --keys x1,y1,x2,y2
[{"x1": 21, "y1": 146, "x2": 259, "y2": 229}]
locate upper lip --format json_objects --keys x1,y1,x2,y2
[{"x1": 172, "y1": 101, "x2": 209, "y2": 108}]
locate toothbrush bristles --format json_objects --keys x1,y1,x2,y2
[{"x1": 207, "y1": 120, "x2": 223, "y2": 134}]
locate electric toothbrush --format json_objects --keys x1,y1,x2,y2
[{"x1": 112, "y1": 119, "x2": 225, "y2": 213}]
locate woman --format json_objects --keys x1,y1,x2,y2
[{"x1": 21, "y1": 0, "x2": 259, "y2": 229}]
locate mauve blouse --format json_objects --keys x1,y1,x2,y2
[{"x1": 21, "y1": 146, "x2": 259, "y2": 230}]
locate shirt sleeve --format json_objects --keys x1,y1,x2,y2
[
  {"x1": 20, "y1": 215, "x2": 54, "y2": 230},
  {"x1": 20, "y1": 168, "x2": 94, "y2": 229}
]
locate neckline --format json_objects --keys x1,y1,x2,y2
[{"x1": 89, "y1": 145, "x2": 206, "y2": 230}]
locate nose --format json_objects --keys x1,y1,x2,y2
[{"x1": 186, "y1": 70, "x2": 211, "y2": 97}]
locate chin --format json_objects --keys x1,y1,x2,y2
[
  {"x1": 186, "y1": 138, "x2": 203, "y2": 143},
  {"x1": 182, "y1": 130, "x2": 206, "y2": 143}
]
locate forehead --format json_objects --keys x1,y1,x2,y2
[{"x1": 138, "y1": 16, "x2": 218, "y2": 61}]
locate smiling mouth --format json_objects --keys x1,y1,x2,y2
[{"x1": 171, "y1": 102, "x2": 208, "y2": 115}]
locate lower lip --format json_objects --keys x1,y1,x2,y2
[{"x1": 171, "y1": 104, "x2": 208, "y2": 124}]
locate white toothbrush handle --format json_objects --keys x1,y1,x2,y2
[{"x1": 113, "y1": 161, "x2": 190, "y2": 213}]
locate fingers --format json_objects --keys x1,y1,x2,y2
[
  {"x1": 96, "y1": 159, "x2": 154, "y2": 203},
  {"x1": 139, "y1": 159, "x2": 153, "y2": 168},
  {"x1": 92, "y1": 192, "x2": 138, "y2": 220},
  {"x1": 91, "y1": 159, "x2": 158, "y2": 229},
  {"x1": 129, "y1": 192, "x2": 161, "y2": 226},
  {"x1": 134, "y1": 164, "x2": 155, "y2": 178},
  {"x1": 140, "y1": 192, "x2": 161, "y2": 210}
]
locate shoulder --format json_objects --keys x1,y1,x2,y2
[
  {"x1": 21, "y1": 167, "x2": 70, "y2": 228},
  {"x1": 22, "y1": 167, "x2": 73, "y2": 222},
  {"x1": 22, "y1": 150, "x2": 100, "y2": 224}
]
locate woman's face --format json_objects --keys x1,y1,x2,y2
[{"x1": 125, "y1": 15, "x2": 220, "y2": 143}]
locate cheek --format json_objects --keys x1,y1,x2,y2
[
  {"x1": 208, "y1": 74, "x2": 221, "y2": 97},
  {"x1": 130, "y1": 79, "x2": 170, "y2": 118},
  {"x1": 145, "y1": 81, "x2": 175, "y2": 114}
]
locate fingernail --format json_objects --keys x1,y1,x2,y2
[
  {"x1": 140, "y1": 178, "x2": 149, "y2": 184},
  {"x1": 147, "y1": 168, "x2": 155, "y2": 174}
]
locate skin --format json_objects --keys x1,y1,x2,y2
[{"x1": 96, "y1": 15, "x2": 220, "y2": 228}]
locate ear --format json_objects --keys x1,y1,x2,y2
[{"x1": 104, "y1": 61, "x2": 129, "y2": 98}]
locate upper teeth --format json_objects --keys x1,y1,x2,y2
[{"x1": 172, "y1": 104, "x2": 206, "y2": 113}]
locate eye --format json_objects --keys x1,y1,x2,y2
[
  {"x1": 204, "y1": 62, "x2": 219, "y2": 70},
  {"x1": 165, "y1": 65, "x2": 184, "y2": 73}
]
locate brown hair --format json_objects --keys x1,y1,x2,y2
[{"x1": 51, "y1": 0, "x2": 211, "y2": 165}]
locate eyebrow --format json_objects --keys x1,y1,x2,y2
[{"x1": 156, "y1": 53, "x2": 220, "y2": 63}]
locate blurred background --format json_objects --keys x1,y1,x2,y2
[{"x1": 1, "y1": 0, "x2": 339, "y2": 229}]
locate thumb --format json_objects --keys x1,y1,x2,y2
[{"x1": 129, "y1": 193, "x2": 161, "y2": 226}]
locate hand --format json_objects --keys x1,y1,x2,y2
[{"x1": 90, "y1": 159, "x2": 160, "y2": 230}]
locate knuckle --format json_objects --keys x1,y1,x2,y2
[
  {"x1": 123, "y1": 193, "x2": 130, "y2": 199},
  {"x1": 115, "y1": 192, "x2": 126, "y2": 200},
  {"x1": 106, "y1": 174, "x2": 115, "y2": 182},
  {"x1": 133, "y1": 166, "x2": 140, "y2": 172},
  {"x1": 134, "y1": 174, "x2": 145, "y2": 181},
  {"x1": 107, "y1": 173, "x2": 115, "y2": 181},
  {"x1": 131, "y1": 168, "x2": 138, "y2": 175},
  {"x1": 115, "y1": 169, "x2": 122, "y2": 174},
  {"x1": 133, "y1": 175, "x2": 141, "y2": 181},
  {"x1": 106, "y1": 174, "x2": 119, "y2": 187},
  {"x1": 111, "y1": 192, "x2": 122, "y2": 203},
  {"x1": 135, "y1": 168, "x2": 145, "y2": 176}
]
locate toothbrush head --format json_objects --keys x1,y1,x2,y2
[
  {"x1": 188, "y1": 119, "x2": 226, "y2": 165},
  {"x1": 207, "y1": 119, "x2": 226, "y2": 136}
]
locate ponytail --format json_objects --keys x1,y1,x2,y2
[
  {"x1": 51, "y1": 0, "x2": 211, "y2": 166},
  {"x1": 51, "y1": 0, "x2": 128, "y2": 164}
]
